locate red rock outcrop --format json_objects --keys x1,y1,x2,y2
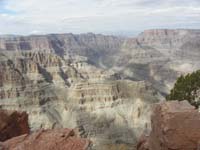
[
  {"x1": 137, "y1": 134, "x2": 149, "y2": 150},
  {"x1": 0, "y1": 128, "x2": 90, "y2": 150},
  {"x1": 137, "y1": 100, "x2": 200, "y2": 150},
  {"x1": 0, "y1": 110, "x2": 29, "y2": 141}
]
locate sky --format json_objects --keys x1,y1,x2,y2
[{"x1": 0, "y1": 0, "x2": 200, "y2": 36}]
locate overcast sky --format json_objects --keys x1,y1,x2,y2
[{"x1": 0, "y1": 0, "x2": 200, "y2": 35}]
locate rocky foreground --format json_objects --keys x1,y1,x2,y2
[
  {"x1": 137, "y1": 101, "x2": 200, "y2": 150},
  {"x1": 0, "y1": 129, "x2": 90, "y2": 150},
  {"x1": 1, "y1": 101, "x2": 200, "y2": 150},
  {"x1": 0, "y1": 110, "x2": 90, "y2": 150},
  {"x1": 0, "y1": 110, "x2": 29, "y2": 141}
]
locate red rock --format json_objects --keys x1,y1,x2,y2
[
  {"x1": 0, "y1": 128, "x2": 90, "y2": 150},
  {"x1": 0, "y1": 110, "x2": 29, "y2": 141},
  {"x1": 137, "y1": 101, "x2": 200, "y2": 150},
  {"x1": 136, "y1": 134, "x2": 149, "y2": 150}
]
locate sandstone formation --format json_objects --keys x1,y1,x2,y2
[
  {"x1": 137, "y1": 101, "x2": 200, "y2": 150},
  {"x1": 0, "y1": 128, "x2": 90, "y2": 150},
  {"x1": 0, "y1": 110, "x2": 29, "y2": 141}
]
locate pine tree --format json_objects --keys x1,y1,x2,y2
[{"x1": 166, "y1": 70, "x2": 200, "y2": 108}]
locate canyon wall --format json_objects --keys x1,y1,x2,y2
[
  {"x1": 1, "y1": 29, "x2": 200, "y2": 149},
  {"x1": 0, "y1": 51, "x2": 159, "y2": 149},
  {"x1": 1, "y1": 29, "x2": 200, "y2": 94}
]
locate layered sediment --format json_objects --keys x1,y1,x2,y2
[{"x1": 0, "y1": 51, "x2": 159, "y2": 149}]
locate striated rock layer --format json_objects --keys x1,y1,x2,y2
[
  {"x1": 137, "y1": 101, "x2": 200, "y2": 150},
  {"x1": 0, "y1": 128, "x2": 90, "y2": 150},
  {"x1": 0, "y1": 110, "x2": 29, "y2": 141},
  {"x1": 1, "y1": 29, "x2": 200, "y2": 96},
  {"x1": 0, "y1": 51, "x2": 160, "y2": 149}
]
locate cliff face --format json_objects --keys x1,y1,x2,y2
[
  {"x1": 138, "y1": 29, "x2": 200, "y2": 49},
  {"x1": 0, "y1": 33, "x2": 123, "y2": 61},
  {"x1": 137, "y1": 101, "x2": 200, "y2": 150},
  {"x1": 0, "y1": 51, "x2": 159, "y2": 149},
  {"x1": 1, "y1": 29, "x2": 200, "y2": 94},
  {"x1": 137, "y1": 29, "x2": 188, "y2": 49},
  {"x1": 119, "y1": 29, "x2": 200, "y2": 95}
]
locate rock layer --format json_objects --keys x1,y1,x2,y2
[
  {"x1": 1, "y1": 29, "x2": 200, "y2": 94},
  {"x1": 0, "y1": 51, "x2": 160, "y2": 149},
  {"x1": 0, "y1": 110, "x2": 29, "y2": 141},
  {"x1": 137, "y1": 101, "x2": 200, "y2": 150}
]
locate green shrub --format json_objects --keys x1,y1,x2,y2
[{"x1": 166, "y1": 70, "x2": 200, "y2": 108}]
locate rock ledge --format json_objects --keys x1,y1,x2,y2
[{"x1": 137, "y1": 100, "x2": 200, "y2": 150}]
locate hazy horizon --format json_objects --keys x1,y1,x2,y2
[{"x1": 0, "y1": 0, "x2": 200, "y2": 36}]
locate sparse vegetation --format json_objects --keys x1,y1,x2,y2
[{"x1": 166, "y1": 70, "x2": 200, "y2": 108}]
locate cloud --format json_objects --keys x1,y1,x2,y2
[{"x1": 0, "y1": 0, "x2": 199, "y2": 35}]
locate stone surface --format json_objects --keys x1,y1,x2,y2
[
  {"x1": 0, "y1": 110, "x2": 29, "y2": 141},
  {"x1": 136, "y1": 134, "x2": 149, "y2": 150},
  {"x1": 0, "y1": 128, "x2": 90, "y2": 150},
  {"x1": 137, "y1": 101, "x2": 200, "y2": 150}
]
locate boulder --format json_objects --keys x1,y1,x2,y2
[
  {"x1": 137, "y1": 100, "x2": 200, "y2": 150},
  {"x1": 0, "y1": 128, "x2": 90, "y2": 150},
  {"x1": 0, "y1": 110, "x2": 29, "y2": 141}
]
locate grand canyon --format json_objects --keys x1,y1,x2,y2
[{"x1": 1, "y1": 29, "x2": 200, "y2": 149}]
